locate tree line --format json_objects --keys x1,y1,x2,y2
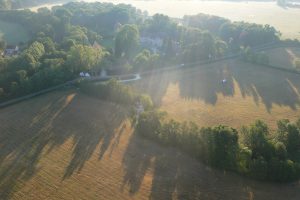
[
  {"x1": 79, "y1": 79, "x2": 153, "y2": 111},
  {"x1": 0, "y1": 0, "x2": 70, "y2": 10},
  {"x1": 0, "y1": 2, "x2": 285, "y2": 102},
  {"x1": 136, "y1": 110, "x2": 300, "y2": 182}
]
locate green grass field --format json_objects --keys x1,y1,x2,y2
[
  {"x1": 0, "y1": 20, "x2": 30, "y2": 44},
  {"x1": 134, "y1": 59, "x2": 300, "y2": 131}
]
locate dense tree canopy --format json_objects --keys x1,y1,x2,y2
[
  {"x1": 115, "y1": 24, "x2": 140, "y2": 59},
  {"x1": 0, "y1": 0, "x2": 70, "y2": 9},
  {"x1": 136, "y1": 109, "x2": 300, "y2": 182},
  {"x1": 66, "y1": 44, "x2": 104, "y2": 73},
  {"x1": 0, "y1": 1, "x2": 286, "y2": 102}
]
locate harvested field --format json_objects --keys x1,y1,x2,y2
[
  {"x1": 134, "y1": 59, "x2": 300, "y2": 131},
  {"x1": 1, "y1": 89, "x2": 300, "y2": 199}
]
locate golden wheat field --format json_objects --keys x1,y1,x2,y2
[
  {"x1": 135, "y1": 59, "x2": 300, "y2": 131},
  {"x1": 1, "y1": 89, "x2": 300, "y2": 199}
]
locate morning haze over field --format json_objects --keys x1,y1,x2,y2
[{"x1": 1, "y1": 0, "x2": 300, "y2": 199}]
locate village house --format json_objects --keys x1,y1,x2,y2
[{"x1": 3, "y1": 45, "x2": 19, "y2": 57}]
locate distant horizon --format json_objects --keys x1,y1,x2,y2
[{"x1": 27, "y1": 0, "x2": 300, "y2": 39}]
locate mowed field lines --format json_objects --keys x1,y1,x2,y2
[
  {"x1": 1, "y1": 89, "x2": 300, "y2": 199},
  {"x1": 135, "y1": 59, "x2": 300, "y2": 131}
]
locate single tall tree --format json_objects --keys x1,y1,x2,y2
[{"x1": 114, "y1": 24, "x2": 139, "y2": 59}]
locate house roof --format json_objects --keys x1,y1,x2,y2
[{"x1": 6, "y1": 45, "x2": 18, "y2": 50}]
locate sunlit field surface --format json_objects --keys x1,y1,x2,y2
[
  {"x1": 134, "y1": 59, "x2": 300, "y2": 131},
  {"x1": 264, "y1": 47, "x2": 300, "y2": 70},
  {"x1": 1, "y1": 90, "x2": 300, "y2": 199}
]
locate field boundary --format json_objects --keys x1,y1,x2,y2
[
  {"x1": 244, "y1": 44, "x2": 300, "y2": 74},
  {"x1": 242, "y1": 60, "x2": 300, "y2": 75},
  {"x1": 0, "y1": 80, "x2": 77, "y2": 109},
  {"x1": 0, "y1": 42, "x2": 283, "y2": 109}
]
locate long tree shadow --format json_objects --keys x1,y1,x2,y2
[
  {"x1": 133, "y1": 70, "x2": 178, "y2": 106},
  {"x1": 58, "y1": 97, "x2": 127, "y2": 179},
  {"x1": 136, "y1": 59, "x2": 300, "y2": 112},
  {"x1": 0, "y1": 90, "x2": 127, "y2": 198},
  {"x1": 122, "y1": 133, "x2": 300, "y2": 200},
  {"x1": 178, "y1": 63, "x2": 235, "y2": 105},
  {"x1": 176, "y1": 60, "x2": 300, "y2": 111},
  {"x1": 121, "y1": 134, "x2": 157, "y2": 194},
  {"x1": 0, "y1": 92, "x2": 74, "y2": 199},
  {"x1": 231, "y1": 60, "x2": 300, "y2": 112}
]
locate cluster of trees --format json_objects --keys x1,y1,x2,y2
[
  {"x1": 0, "y1": 38, "x2": 104, "y2": 101},
  {"x1": 0, "y1": 0, "x2": 70, "y2": 10},
  {"x1": 219, "y1": 22, "x2": 279, "y2": 48},
  {"x1": 136, "y1": 110, "x2": 300, "y2": 182},
  {"x1": 132, "y1": 49, "x2": 160, "y2": 71},
  {"x1": 79, "y1": 79, "x2": 153, "y2": 110},
  {"x1": 241, "y1": 47, "x2": 270, "y2": 65},
  {"x1": 138, "y1": 14, "x2": 228, "y2": 64},
  {"x1": 181, "y1": 29, "x2": 228, "y2": 63},
  {"x1": 0, "y1": 2, "x2": 284, "y2": 102},
  {"x1": 184, "y1": 14, "x2": 280, "y2": 51},
  {"x1": 0, "y1": 3, "x2": 140, "y2": 101},
  {"x1": 115, "y1": 24, "x2": 140, "y2": 60},
  {"x1": 138, "y1": 13, "x2": 279, "y2": 65}
]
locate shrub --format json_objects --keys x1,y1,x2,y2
[
  {"x1": 80, "y1": 79, "x2": 153, "y2": 109},
  {"x1": 241, "y1": 47, "x2": 269, "y2": 65},
  {"x1": 136, "y1": 110, "x2": 164, "y2": 140}
]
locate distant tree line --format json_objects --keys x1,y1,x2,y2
[
  {"x1": 184, "y1": 13, "x2": 280, "y2": 48},
  {"x1": 136, "y1": 110, "x2": 300, "y2": 182},
  {"x1": 0, "y1": 2, "x2": 287, "y2": 102},
  {"x1": 0, "y1": 0, "x2": 70, "y2": 10}
]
